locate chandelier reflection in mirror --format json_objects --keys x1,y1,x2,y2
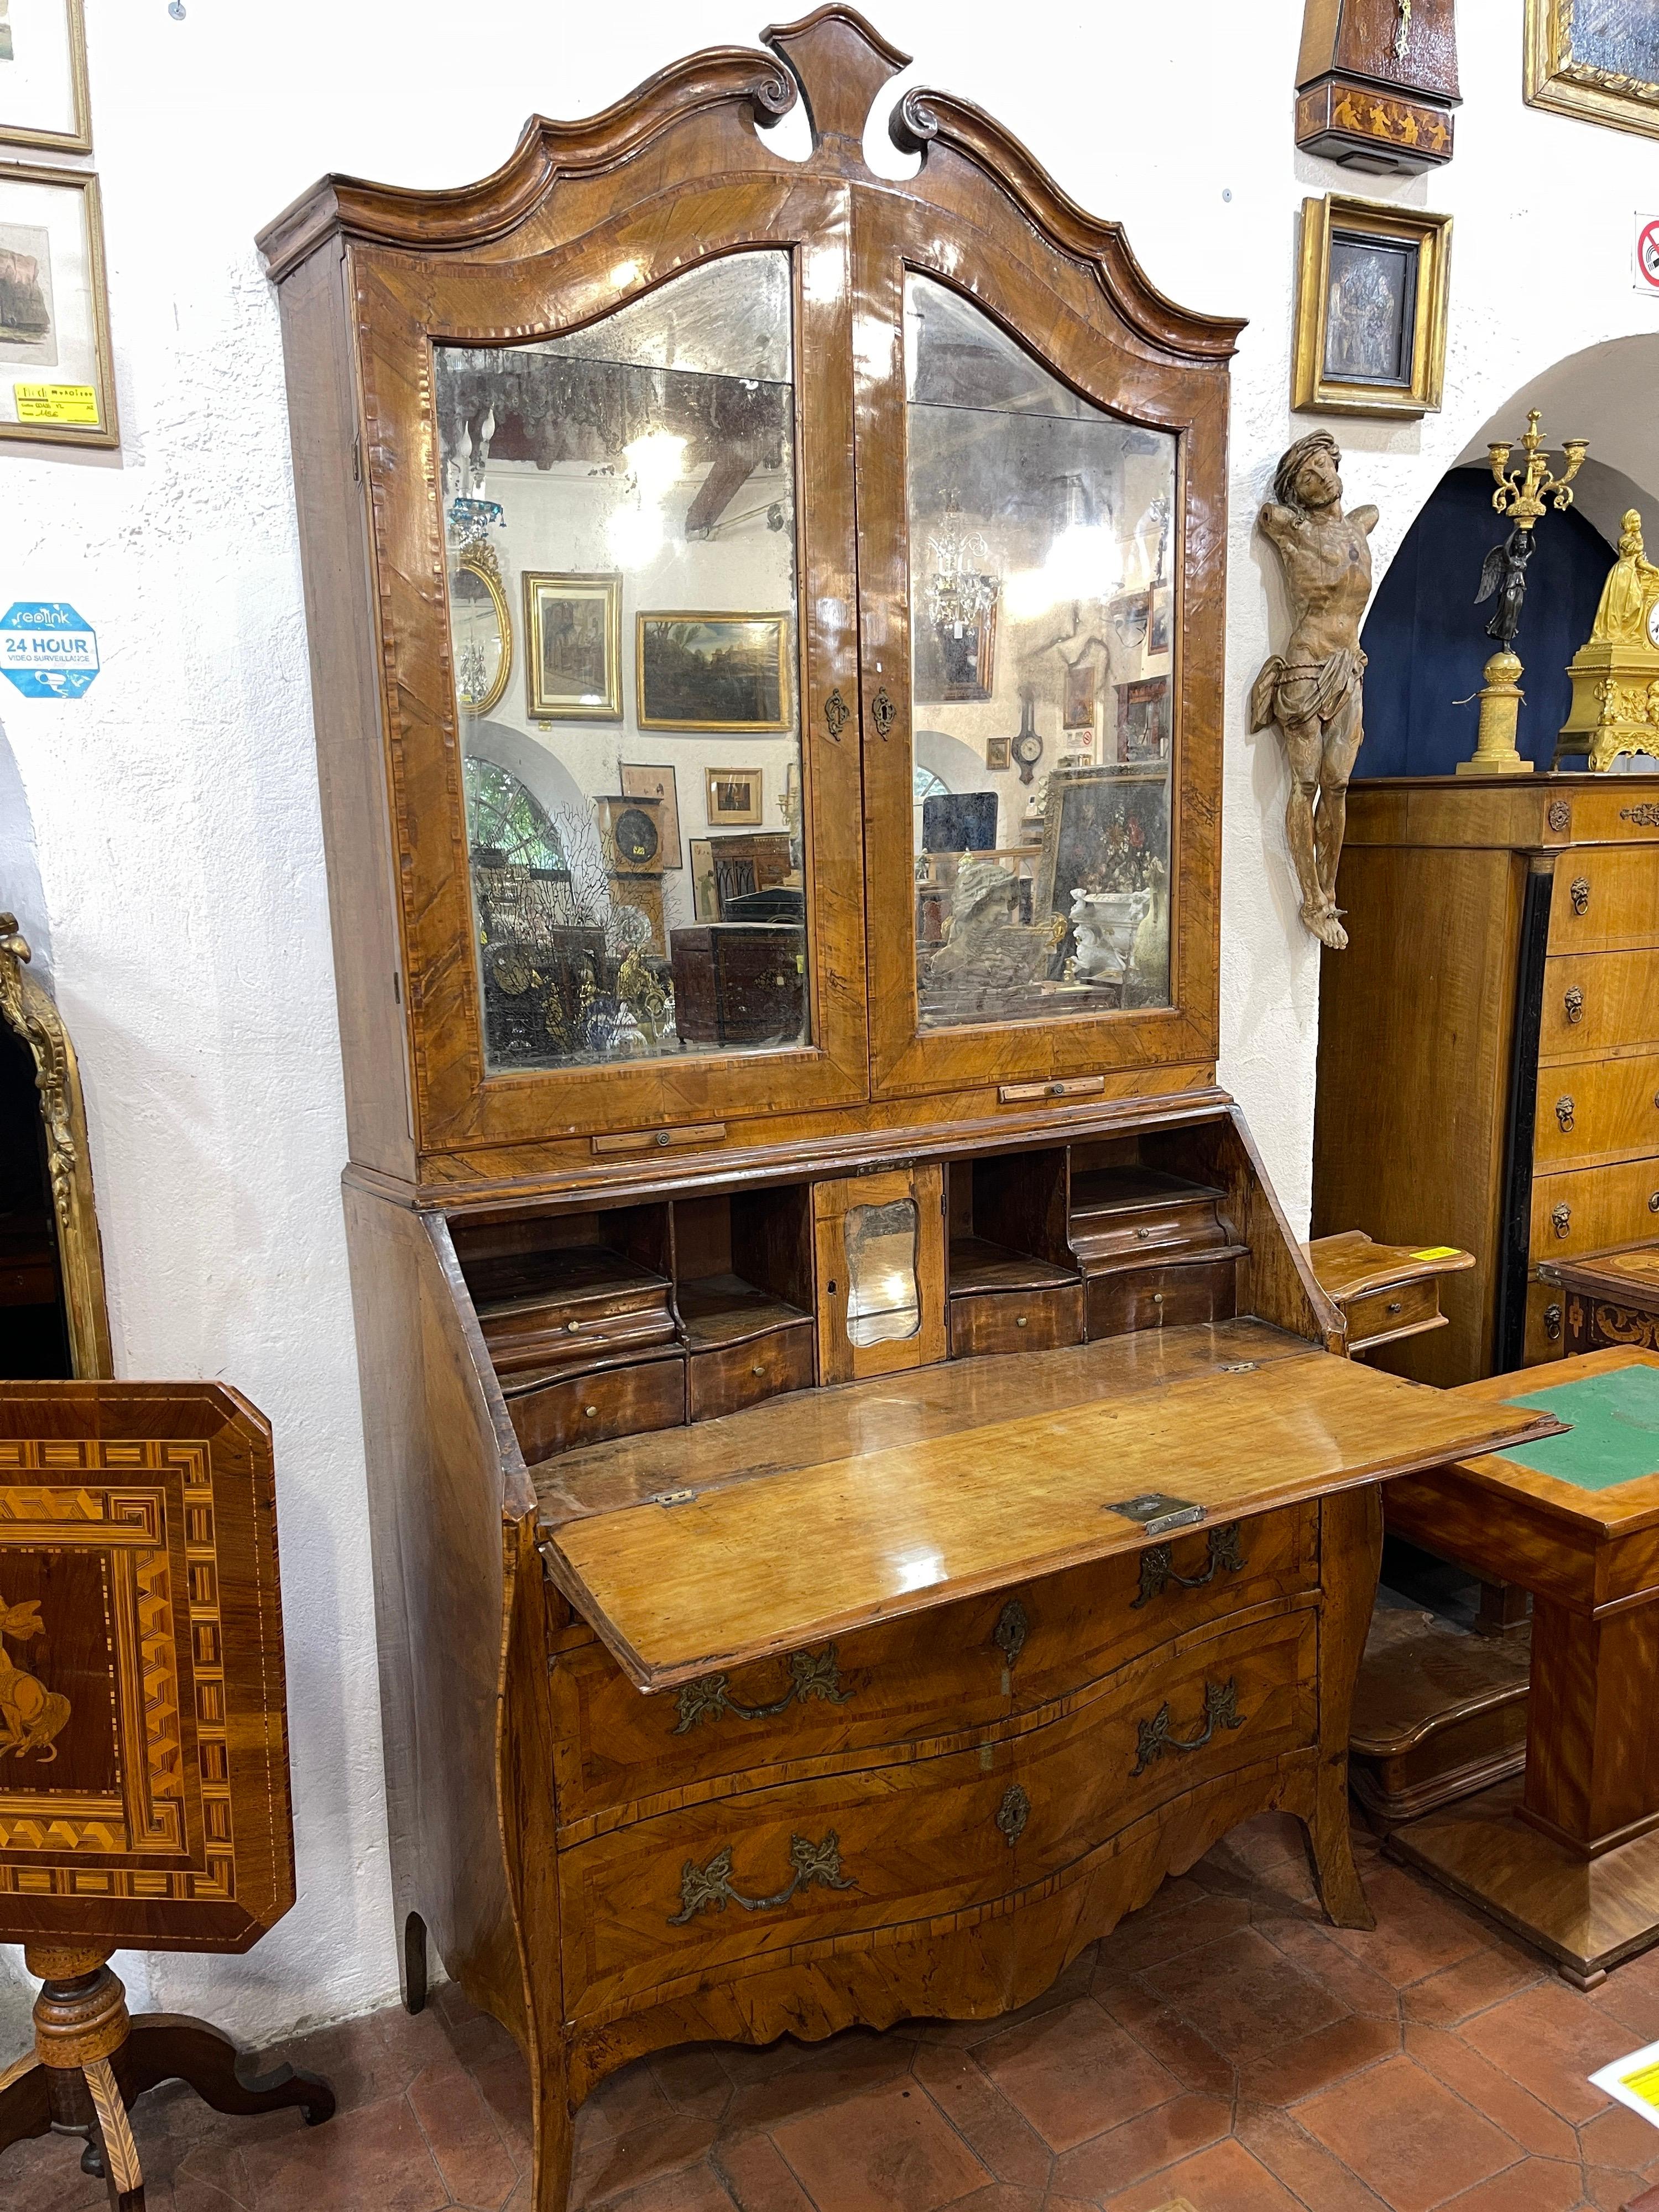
[{"x1": 926, "y1": 488, "x2": 999, "y2": 642}]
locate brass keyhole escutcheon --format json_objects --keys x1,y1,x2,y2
[
  {"x1": 1564, "y1": 986, "x2": 1584, "y2": 1025},
  {"x1": 823, "y1": 688, "x2": 849, "y2": 739},
  {"x1": 995, "y1": 1784, "x2": 1029, "y2": 1847},
  {"x1": 1571, "y1": 877, "x2": 1590, "y2": 916},
  {"x1": 1552, "y1": 1202, "x2": 1572, "y2": 1239},
  {"x1": 1556, "y1": 1096, "x2": 1575, "y2": 1133},
  {"x1": 1545, "y1": 1302, "x2": 1562, "y2": 1342},
  {"x1": 871, "y1": 687, "x2": 896, "y2": 739}
]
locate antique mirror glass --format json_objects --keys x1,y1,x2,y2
[
  {"x1": 905, "y1": 274, "x2": 1176, "y2": 1028},
  {"x1": 436, "y1": 252, "x2": 806, "y2": 1072},
  {"x1": 844, "y1": 1198, "x2": 922, "y2": 1348}
]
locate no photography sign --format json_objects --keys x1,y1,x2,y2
[{"x1": 1637, "y1": 212, "x2": 1659, "y2": 292}]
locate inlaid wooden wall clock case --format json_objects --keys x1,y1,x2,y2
[{"x1": 258, "y1": 13, "x2": 1547, "y2": 2209}]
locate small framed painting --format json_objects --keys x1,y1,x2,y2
[
  {"x1": 0, "y1": 164, "x2": 115, "y2": 447},
  {"x1": 1526, "y1": 0, "x2": 1659, "y2": 140},
  {"x1": 1062, "y1": 660, "x2": 1097, "y2": 731},
  {"x1": 1292, "y1": 194, "x2": 1451, "y2": 417},
  {"x1": 523, "y1": 572, "x2": 622, "y2": 721},
  {"x1": 1117, "y1": 676, "x2": 1170, "y2": 763},
  {"x1": 637, "y1": 613, "x2": 791, "y2": 732},
  {"x1": 1147, "y1": 587, "x2": 1172, "y2": 658},
  {"x1": 620, "y1": 763, "x2": 683, "y2": 869},
  {"x1": 914, "y1": 602, "x2": 998, "y2": 705},
  {"x1": 706, "y1": 766, "x2": 763, "y2": 826},
  {"x1": 0, "y1": 0, "x2": 92, "y2": 154},
  {"x1": 689, "y1": 837, "x2": 719, "y2": 919},
  {"x1": 985, "y1": 733, "x2": 1011, "y2": 773}
]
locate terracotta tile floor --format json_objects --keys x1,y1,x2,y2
[{"x1": 6, "y1": 1815, "x2": 1659, "y2": 2211}]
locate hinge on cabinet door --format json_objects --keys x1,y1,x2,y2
[
  {"x1": 393, "y1": 971, "x2": 401, "y2": 1004},
  {"x1": 351, "y1": 434, "x2": 362, "y2": 484},
  {"x1": 648, "y1": 1488, "x2": 697, "y2": 1507}
]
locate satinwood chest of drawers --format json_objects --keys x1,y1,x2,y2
[{"x1": 1314, "y1": 775, "x2": 1659, "y2": 1383}]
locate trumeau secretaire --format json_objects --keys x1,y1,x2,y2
[{"x1": 257, "y1": 15, "x2": 1544, "y2": 2206}]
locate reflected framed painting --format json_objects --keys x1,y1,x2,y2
[
  {"x1": 0, "y1": 164, "x2": 115, "y2": 446},
  {"x1": 706, "y1": 766, "x2": 763, "y2": 826},
  {"x1": 0, "y1": 0, "x2": 91, "y2": 154},
  {"x1": 1292, "y1": 194, "x2": 1452, "y2": 418},
  {"x1": 1526, "y1": 0, "x2": 1659, "y2": 138},
  {"x1": 637, "y1": 613, "x2": 790, "y2": 732},
  {"x1": 523, "y1": 571, "x2": 622, "y2": 721}
]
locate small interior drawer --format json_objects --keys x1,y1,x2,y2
[
  {"x1": 949, "y1": 1282, "x2": 1084, "y2": 1358},
  {"x1": 688, "y1": 1319, "x2": 815, "y2": 1421},
  {"x1": 1086, "y1": 1253, "x2": 1241, "y2": 1340},
  {"x1": 1343, "y1": 1276, "x2": 1442, "y2": 1352},
  {"x1": 508, "y1": 1354, "x2": 686, "y2": 1464}
]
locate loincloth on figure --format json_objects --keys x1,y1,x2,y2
[{"x1": 1249, "y1": 645, "x2": 1366, "y2": 733}]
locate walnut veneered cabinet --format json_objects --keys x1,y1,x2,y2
[{"x1": 259, "y1": 16, "x2": 1548, "y2": 2212}]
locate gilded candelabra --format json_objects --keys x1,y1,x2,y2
[{"x1": 1459, "y1": 410, "x2": 1589, "y2": 775}]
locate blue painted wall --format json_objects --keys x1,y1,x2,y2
[{"x1": 1357, "y1": 468, "x2": 1613, "y2": 778}]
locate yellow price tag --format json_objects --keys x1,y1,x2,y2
[
  {"x1": 1410, "y1": 1245, "x2": 1460, "y2": 1260},
  {"x1": 14, "y1": 383, "x2": 100, "y2": 426}
]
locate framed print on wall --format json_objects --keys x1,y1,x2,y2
[
  {"x1": 1292, "y1": 194, "x2": 1452, "y2": 418},
  {"x1": 914, "y1": 601, "x2": 997, "y2": 704},
  {"x1": 523, "y1": 571, "x2": 622, "y2": 721},
  {"x1": 0, "y1": 0, "x2": 91, "y2": 154},
  {"x1": 705, "y1": 766, "x2": 763, "y2": 826},
  {"x1": 1526, "y1": 0, "x2": 1659, "y2": 139},
  {"x1": 0, "y1": 164, "x2": 115, "y2": 446},
  {"x1": 637, "y1": 613, "x2": 790, "y2": 732}
]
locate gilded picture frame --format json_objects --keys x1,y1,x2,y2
[
  {"x1": 637, "y1": 613, "x2": 791, "y2": 733},
  {"x1": 450, "y1": 546, "x2": 512, "y2": 718},
  {"x1": 1292, "y1": 194, "x2": 1452, "y2": 419},
  {"x1": 1525, "y1": 0, "x2": 1659, "y2": 139},
  {"x1": 705, "y1": 766, "x2": 764, "y2": 826},
  {"x1": 0, "y1": 162, "x2": 116, "y2": 447},
  {"x1": 523, "y1": 571, "x2": 622, "y2": 722},
  {"x1": 0, "y1": 0, "x2": 92, "y2": 155}
]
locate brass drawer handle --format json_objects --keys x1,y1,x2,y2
[
  {"x1": 1386, "y1": 1300, "x2": 1403, "y2": 1316},
  {"x1": 1132, "y1": 1522, "x2": 1246, "y2": 1609},
  {"x1": 1131, "y1": 1678, "x2": 1244, "y2": 1777},
  {"x1": 669, "y1": 1829, "x2": 853, "y2": 1924},
  {"x1": 1571, "y1": 877, "x2": 1590, "y2": 916},
  {"x1": 992, "y1": 1598, "x2": 1029, "y2": 1668},
  {"x1": 1650, "y1": 1192, "x2": 1659, "y2": 1214},
  {"x1": 1545, "y1": 1302, "x2": 1562, "y2": 1342},
  {"x1": 674, "y1": 1645, "x2": 850, "y2": 1734},
  {"x1": 871, "y1": 686, "x2": 896, "y2": 738},
  {"x1": 823, "y1": 688, "x2": 849, "y2": 739},
  {"x1": 995, "y1": 1784, "x2": 1029, "y2": 1848},
  {"x1": 1552, "y1": 1202, "x2": 1572, "y2": 1238},
  {"x1": 1556, "y1": 1095, "x2": 1575, "y2": 1133},
  {"x1": 1564, "y1": 985, "x2": 1584, "y2": 1025}
]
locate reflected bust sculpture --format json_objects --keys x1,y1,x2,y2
[{"x1": 1250, "y1": 431, "x2": 1378, "y2": 951}]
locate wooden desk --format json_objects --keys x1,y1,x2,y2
[{"x1": 1386, "y1": 1349, "x2": 1659, "y2": 1984}]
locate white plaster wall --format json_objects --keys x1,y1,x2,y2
[{"x1": 3, "y1": 0, "x2": 1659, "y2": 2047}]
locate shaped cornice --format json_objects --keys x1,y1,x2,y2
[{"x1": 257, "y1": 5, "x2": 1244, "y2": 367}]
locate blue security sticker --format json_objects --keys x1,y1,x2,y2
[{"x1": 1, "y1": 602, "x2": 100, "y2": 697}]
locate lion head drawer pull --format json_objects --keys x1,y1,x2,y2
[
  {"x1": 673, "y1": 1645, "x2": 850, "y2": 1734},
  {"x1": 992, "y1": 1598, "x2": 1029, "y2": 1668},
  {"x1": 1552, "y1": 1202, "x2": 1572, "y2": 1239},
  {"x1": 995, "y1": 1784, "x2": 1029, "y2": 1848},
  {"x1": 1131, "y1": 1521, "x2": 1246, "y2": 1609},
  {"x1": 1556, "y1": 1096, "x2": 1575, "y2": 1133},
  {"x1": 1570, "y1": 877, "x2": 1590, "y2": 916},
  {"x1": 1131, "y1": 1678, "x2": 1244, "y2": 1777},
  {"x1": 1544, "y1": 1302, "x2": 1562, "y2": 1342},
  {"x1": 1564, "y1": 985, "x2": 1584, "y2": 1025},
  {"x1": 668, "y1": 1830, "x2": 854, "y2": 1925}
]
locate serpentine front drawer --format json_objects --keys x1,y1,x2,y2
[
  {"x1": 549, "y1": 1500, "x2": 1318, "y2": 1835},
  {"x1": 557, "y1": 1603, "x2": 1317, "y2": 2020}
]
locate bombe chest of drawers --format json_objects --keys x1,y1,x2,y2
[
  {"x1": 259, "y1": 15, "x2": 1545, "y2": 2206},
  {"x1": 1314, "y1": 775, "x2": 1659, "y2": 1384}
]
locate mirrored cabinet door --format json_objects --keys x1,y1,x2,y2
[{"x1": 852, "y1": 205, "x2": 1226, "y2": 1100}]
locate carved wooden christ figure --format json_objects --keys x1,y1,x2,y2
[{"x1": 1250, "y1": 432, "x2": 1378, "y2": 951}]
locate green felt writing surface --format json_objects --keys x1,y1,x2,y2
[{"x1": 1494, "y1": 1365, "x2": 1659, "y2": 1490}]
